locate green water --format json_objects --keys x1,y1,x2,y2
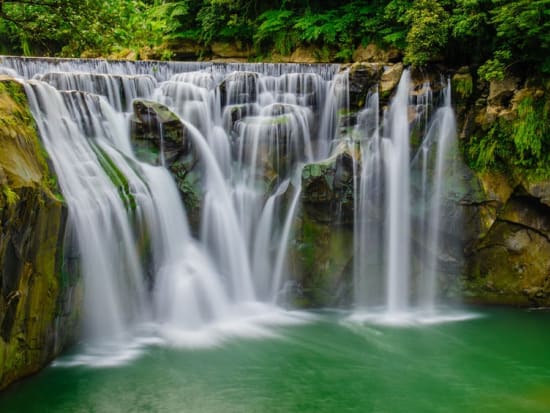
[{"x1": 2, "y1": 308, "x2": 550, "y2": 413}]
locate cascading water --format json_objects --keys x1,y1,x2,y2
[
  {"x1": 1, "y1": 54, "x2": 463, "y2": 352},
  {"x1": 23, "y1": 82, "x2": 149, "y2": 340},
  {"x1": 416, "y1": 81, "x2": 457, "y2": 313},
  {"x1": 2, "y1": 57, "x2": 343, "y2": 355},
  {"x1": 351, "y1": 70, "x2": 459, "y2": 323}
]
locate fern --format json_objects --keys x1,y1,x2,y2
[
  {"x1": 513, "y1": 96, "x2": 549, "y2": 165},
  {"x1": 254, "y1": 10, "x2": 296, "y2": 54}
]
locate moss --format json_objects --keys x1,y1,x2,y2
[
  {"x1": 290, "y1": 213, "x2": 353, "y2": 307},
  {"x1": 0, "y1": 77, "x2": 78, "y2": 390},
  {"x1": 452, "y1": 73, "x2": 473, "y2": 100},
  {"x1": 2, "y1": 185, "x2": 19, "y2": 206},
  {"x1": 90, "y1": 143, "x2": 137, "y2": 212},
  {"x1": 464, "y1": 92, "x2": 550, "y2": 180},
  {"x1": 0, "y1": 78, "x2": 61, "y2": 199}
]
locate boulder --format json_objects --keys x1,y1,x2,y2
[
  {"x1": 488, "y1": 76, "x2": 520, "y2": 107},
  {"x1": 463, "y1": 196, "x2": 550, "y2": 306},
  {"x1": 130, "y1": 99, "x2": 190, "y2": 167},
  {"x1": 380, "y1": 63, "x2": 404, "y2": 99},
  {"x1": 130, "y1": 99, "x2": 201, "y2": 231},
  {"x1": 522, "y1": 179, "x2": 550, "y2": 207},
  {"x1": 347, "y1": 63, "x2": 384, "y2": 110},
  {"x1": 287, "y1": 144, "x2": 358, "y2": 307},
  {"x1": 301, "y1": 145, "x2": 355, "y2": 224},
  {"x1": 289, "y1": 47, "x2": 318, "y2": 63},
  {"x1": 166, "y1": 40, "x2": 203, "y2": 60}
]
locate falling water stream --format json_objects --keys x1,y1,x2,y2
[{"x1": 351, "y1": 71, "x2": 460, "y2": 324}]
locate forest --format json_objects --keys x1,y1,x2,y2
[{"x1": 0, "y1": 0, "x2": 548, "y2": 80}]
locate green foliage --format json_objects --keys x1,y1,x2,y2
[
  {"x1": 512, "y1": 96, "x2": 550, "y2": 167},
  {"x1": 254, "y1": 9, "x2": 296, "y2": 55},
  {"x1": 453, "y1": 75, "x2": 474, "y2": 99},
  {"x1": 401, "y1": 0, "x2": 450, "y2": 66},
  {"x1": 0, "y1": 0, "x2": 547, "y2": 76},
  {"x1": 466, "y1": 123, "x2": 509, "y2": 171},
  {"x1": 492, "y1": 0, "x2": 550, "y2": 71},
  {"x1": 465, "y1": 94, "x2": 550, "y2": 178},
  {"x1": 478, "y1": 50, "x2": 511, "y2": 81},
  {"x1": 2, "y1": 185, "x2": 19, "y2": 207},
  {"x1": 381, "y1": 0, "x2": 411, "y2": 49},
  {"x1": 451, "y1": 0, "x2": 492, "y2": 38}
]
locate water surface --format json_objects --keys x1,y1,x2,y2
[{"x1": 2, "y1": 308, "x2": 549, "y2": 413}]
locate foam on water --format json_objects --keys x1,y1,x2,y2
[{"x1": 346, "y1": 308, "x2": 482, "y2": 327}]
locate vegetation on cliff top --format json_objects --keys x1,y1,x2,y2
[{"x1": 0, "y1": 1, "x2": 548, "y2": 78}]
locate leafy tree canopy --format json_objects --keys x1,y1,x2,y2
[{"x1": 0, "y1": 0, "x2": 548, "y2": 77}]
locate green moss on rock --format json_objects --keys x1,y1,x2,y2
[{"x1": 0, "y1": 77, "x2": 77, "y2": 390}]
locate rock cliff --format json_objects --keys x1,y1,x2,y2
[{"x1": 0, "y1": 77, "x2": 79, "y2": 390}]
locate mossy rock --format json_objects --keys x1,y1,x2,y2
[
  {"x1": 130, "y1": 99, "x2": 190, "y2": 168},
  {"x1": 0, "y1": 77, "x2": 79, "y2": 390},
  {"x1": 288, "y1": 213, "x2": 354, "y2": 307},
  {"x1": 301, "y1": 146, "x2": 355, "y2": 224}
]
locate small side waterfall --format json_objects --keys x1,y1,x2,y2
[
  {"x1": 418, "y1": 83, "x2": 457, "y2": 312},
  {"x1": 352, "y1": 70, "x2": 459, "y2": 323},
  {"x1": 384, "y1": 71, "x2": 412, "y2": 314}
]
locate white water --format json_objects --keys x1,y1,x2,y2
[
  {"x1": 3, "y1": 56, "x2": 461, "y2": 352},
  {"x1": 352, "y1": 70, "x2": 459, "y2": 323},
  {"x1": 24, "y1": 82, "x2": 148, "y2": 340},
  {"x1": 3, "y1": 58, "x2": 342, "y2": 359},
  {"x1": 385, "y1": 71, "x2": 412, "y2": 314},
  {"x1": 418, "y1": 82, "x2": 457, "y2": 312}
]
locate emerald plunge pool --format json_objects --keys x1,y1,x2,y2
[{"x1": 1, "y1": 308, "x2": 550, "y2": 413}]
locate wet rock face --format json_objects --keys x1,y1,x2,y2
[
  {"x1": 289, "y1": 212, "x2": 354, "y2": 307},
  {"x1": 301, "y1": 148, "x2": 355, "y2": 224},
  {"x1": 450, "y1": 70, "x2": 550, "y2": 306},
  {"x1": 131, "y1": 99, "x2": 190, "y2": 167},
  {"x1": 288, "y1": 145, "x2": 356, "y2": 307},
  {"x1": 130, "y1": 99, "x2": 202, "y2": 232},
  {"x1": 0, "y1": 78, "x2": 79, "y2": 390},
  {"x1": 347, "y1": 63, "x2": 383, "y2": 110},
  {"x1": 459, "y1": 171, "x2": 550, "y2": 306}
]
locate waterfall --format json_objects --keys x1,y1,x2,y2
[
  {"x1": 418, "y1": 82, "x2": 457, "y2": 313},
  {"x1": 384, "y1": 71, "x2": 412, "y2": 315},
  {"x1": 352, "y1": 70, "x2": 459, "y2": 323},
  {"x1": 2, "y1": 57, "x2": 338, "y2": 352},
  {"x1": 24, "y1": 82, "x2": 149, "y2": 339},
  {"x1": 2, "y1": 55, "x2": 461, "y2": 345}
]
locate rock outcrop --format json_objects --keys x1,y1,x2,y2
[
  {"x1": 452, "y1": 71, "x2": 550, "y2": 306},
  {"x1": 130, "y1": 99, "x2": 202, "y2": 230},
  {"x1": 459, "y1": 171, "x2": 550, "y2": 306},
  {"x1": 0, "y1": 77, "x2": 79, "y2": 390},
  {"x1": 289, "y1": 145, "x2": 355, "y2": 306}
]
